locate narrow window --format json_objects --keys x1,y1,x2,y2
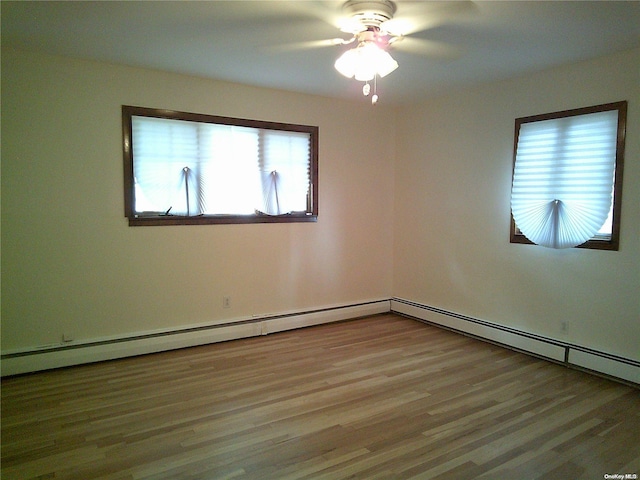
[
  {"x1": 123, "y1": 106, "x2": 318, "y2": 226},
  {"x1": 510, "y1": 101, "x2": 626, "y2": 250}
]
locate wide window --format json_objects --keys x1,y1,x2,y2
[
  {"x1": 510, "y1": 101, "x2": 626, "y2": 250},
  {"x1": 123, "y1": 106, "x2": 318, "y2": 226}
]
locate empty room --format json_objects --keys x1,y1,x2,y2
[{"x1": 1, "y1": 1, "x2": 639, "y2": 479}]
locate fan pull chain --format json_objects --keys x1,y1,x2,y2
[
  {"x1": 372, "y1": 74, "x2": 379, "y2": 105},
  {"x1": 362, "y1": 76, "x2": 380, "y2": 104}
]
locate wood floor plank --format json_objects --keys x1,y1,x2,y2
[{"x1": 2, "y1": 314, "x2": 638, "y2": 479}]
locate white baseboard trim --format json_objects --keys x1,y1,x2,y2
[
  {"x1": 569, "y1": 349, "x2": 640, "y2": 385},
  {"x1": 391, "y1": 298, "x2": 640, "y2": 386},
  {"x1": 1, "y1": 299, "x2": 391, "y2": 376},
  {"x1": 5, "y1": 298, "x2": 637, "y2": 386}
]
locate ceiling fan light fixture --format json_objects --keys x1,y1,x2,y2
[
  {"x1": 371, "y1": 46, "x2": 398, "y2": 78},
  {"x1": 334, "y1": 41, "x2": 398, "y2": 81}
]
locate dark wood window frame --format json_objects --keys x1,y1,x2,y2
[
  {"x1": 510, "y1": 101, "x2": 627, "y2": 251},
  {"x1": 123, "y1": 105, "x2": 319, "y2": 226}
]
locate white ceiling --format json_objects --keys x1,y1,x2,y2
[{"x1": 2, "y1": 1, "x2": 639, "y2": 105}]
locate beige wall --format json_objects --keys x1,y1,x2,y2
[
  {"x1": 2, "y1": 46, "x2": 638, "y2": 365},
  {"x1": 394, "y1": 48, "x2": 640, "y2": 361},
  {"x1": 1, "y1": 48, "x2": 395, "y2": 351}
]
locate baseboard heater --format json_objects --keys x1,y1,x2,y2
[
  {"x1": 0, "y1": 299, "x2": 391, "y2": 376},
  {"x1": 391, "y1": 298, "x2": 639, "y2": 387},
  {"x1": 3, "y1": 298, "x2": 638, "y2": 386}
]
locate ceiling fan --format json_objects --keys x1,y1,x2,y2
[
  {"x1": 336, "y1": 0, "x2": 406, "y2": 103},
  {"x1": 293, "y1": 0, "x2": 470, "y2": 104}
]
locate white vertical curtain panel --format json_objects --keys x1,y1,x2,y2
[
  {"x1": 511, "y1": 110, "x2": 618, "y2": 249},
  {"x1": 132, "y1": 116, "x2": 311, "y2": 216}
]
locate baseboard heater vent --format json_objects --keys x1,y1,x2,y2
[
  {"x1": 391, "y1": 298, "x2": 639, "y2": 387},
  {"x1": 1, "y1": 299, "x2": 391, "y2": 376}
]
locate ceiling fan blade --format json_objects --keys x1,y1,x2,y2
[
  {"x1": 286, "y1": 1, "x2": 345, "y2": 30},
  {"x1": 391, "y1": 37, "x2": 463, "y2": 61},
  {"x1": 268, "y1": 37, "x2": 351, "y2": 53},
  {"x1": 338, "y1": 17, "x2": 368, "y2": 34},
  {"x1": 382, "y1": 1, "x2": 476, "y2": 36},
  {"x1": 381, "y1": 16, "x2": 437, "y2": 37}
]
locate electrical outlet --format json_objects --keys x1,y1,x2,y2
[
  {"x1": 223, "y1": 296, "x2": 231, "y2": 309},
  {"x1": 560, "y1": 321, "x2": 569, "y2": 334}
]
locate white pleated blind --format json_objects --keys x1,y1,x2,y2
[
  {"x1": 511, "y1": 109, "x2": 619, "y2": 249},
  {"x1": 132, "y1": 116, "x2": 201, "y2": 215},
  {"x1": 260, "y1": 131, "x2": 311, "y2": 215},
  {"x1": 132, "y1": 116, "x2": 311, "y2": 216}
]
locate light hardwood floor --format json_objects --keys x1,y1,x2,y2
[{"x1": 2, "y1": 314, "x2": 639, "y2": 479}]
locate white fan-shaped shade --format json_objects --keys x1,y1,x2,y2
[{"x1": 511, "y1": 110, "x2": 618, "y2": 249}]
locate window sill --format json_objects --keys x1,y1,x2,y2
[
  {"x1": 510, "y1": 233, "x2": 618, "y2": 251},
  {"x1": 127, "y1": 213, "x2": 318, "y2": 226}
]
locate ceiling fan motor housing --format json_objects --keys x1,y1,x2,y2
[{"x1": 342, "y1": 0, "x2": 397, "y2": 27}]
